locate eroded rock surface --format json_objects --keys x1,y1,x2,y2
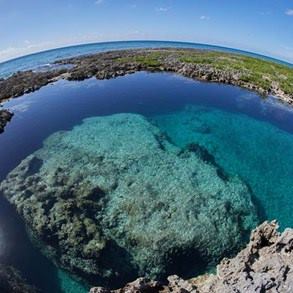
[
  {"x1": 0, "y1": 109, "x2": 13, "y2": 133},
  {"x1": 198, "y1": 220, "x2": 293, "y2": 292},
  {"x1": 0, "y1": 113, "x2": 257, "y2": 287},
  {"x1": 0, "y1": 70, "x2": 64, "y2": 102},
  {"x1": 91, "y1": 221, "x2": 293, "y2": 293}
]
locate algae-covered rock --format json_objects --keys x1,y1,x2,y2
[{"x1": 0, "y1": 113, "x2": 258, "y2": 287}]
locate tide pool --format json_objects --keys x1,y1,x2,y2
[{"x1": 0, "y1": 72, "x2": 293, "y2": 291}]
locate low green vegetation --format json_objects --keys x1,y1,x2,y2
[
  {"x1": 118, "y1": 52, "x2": 165, "y2": 67},
  {"x1": 180, "y1": 51, "x2": 293, "y2": 95},
  {"x1": 118, "y1": 50, "x2": 293, "y2": 95}
]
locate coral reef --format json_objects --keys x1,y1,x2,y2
[
  {"x1": 90, "y1": 221, "x2": 293, "y2": 293},
  {"x1": 0, "y1": 113, "x2": 258, "y2": 287}
]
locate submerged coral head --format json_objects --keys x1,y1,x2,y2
[{"x1": 0, "y1": 113, "x2": 258, "y2": 287}]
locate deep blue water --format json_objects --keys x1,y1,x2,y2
[
  {"x1": 0, "y1": 72, "x2": 293, "y2": 292},
  {"x1": 0, "y1": 40, "x2": 292, "y2": 78}
]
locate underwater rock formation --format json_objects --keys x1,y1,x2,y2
[
  {"x1": 91, "y1": 221, "x2": 293, "y2": 293},
  {"x1": 153, "y1": 105, "x2": 293, "y2": 229},
  {"x1": 0, "y1": 113, "x2": 258, "y2": 287}
]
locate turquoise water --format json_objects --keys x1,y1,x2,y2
[
  {"x1": 154, "y1": 105, "x2": 293, "y2": 229},
  {"x1": 0, "y1": 71, "x2": 293, "y2": 291},
  {"x1": 1, "y1": 112, "x2": 257, "y2": 286},
  {"x1": 0, "y1": 40, "x2": 292, "y2": 78}
]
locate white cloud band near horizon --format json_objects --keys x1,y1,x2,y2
[{"x1": 0, "y1": 42, "x2": 56, "y2": 63}]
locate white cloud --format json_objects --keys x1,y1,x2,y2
[
  {"x1": 156, "y1": 7, "x2": 170, "y2": 13},
  {"x1": 285, "y1": 9, "x2": 293, "y2": 16},
  {"x1": 200, "y1": 15, "x2": 210, "y2": 20},
  {"x1": 95, "y1": 0, "x2": 104, "y2": 5},
  {"x1": 0, "y1": 33, "x2": 106, "y2": 62},
  {"x1": 0, "y1": 41, "x2": 55, "y2": 62}
]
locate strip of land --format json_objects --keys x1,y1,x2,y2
[{"x1": 0, "y1": 48, "x2": 292, "y2": 132}]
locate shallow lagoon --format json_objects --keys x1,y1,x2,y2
[{"x1": 0, "y1": 72, "x2": 293, "y2": 292}]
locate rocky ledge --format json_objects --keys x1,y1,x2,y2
[
  {"x1": 0, "y1": 48, "x2": 292, "y2": 133},
  {"x1": 0, "y1": 109, "x2": 13, "y2": 133},
  {"x1": 91, "y1": 221, "x2": 293, "y2": 293}
]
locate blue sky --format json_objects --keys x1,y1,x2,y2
[{"x1": 0, "y1": 0, "x2": 293, "y2": 63}]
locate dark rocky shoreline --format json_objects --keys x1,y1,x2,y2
[
  {"x1": 0, "y1": 109, "x2": 13, "y2": 133},
  {"x1": 0, "y1": 48, "x2": 292, "y2": 133}
]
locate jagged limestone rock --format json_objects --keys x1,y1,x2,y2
[
  {"x1": 90, "y1": 221, "x2": 293, "y2": 293},
  {"x1": 0, "y1": 113, "x2": 258, "y2": 287},
  {"x1": 195, "y1": 221, "x2": 293, "y2": 292}
]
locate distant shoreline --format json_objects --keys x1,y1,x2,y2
[
  {"x1": 0, "y1": 47, "x2": 292, "y2": 132},
  {"x1": 0, "y1": 41, "x2": 292, "y2": 79}
]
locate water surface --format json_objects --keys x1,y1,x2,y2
[{"x1": 0, "y1": 72, "x2": 293, "y2": 292}]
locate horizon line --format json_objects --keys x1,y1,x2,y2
[{"x1": 0, "y1": 39, "x2": 292, "y2": 67}]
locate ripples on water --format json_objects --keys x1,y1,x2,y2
[{"x1": 0, "y1": 72, "x2": 293, "y2": 292}]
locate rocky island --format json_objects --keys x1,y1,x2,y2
[{"x1": 0, "y1": 48, "x2": 292, "y2": 133}]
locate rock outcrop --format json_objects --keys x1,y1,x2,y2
[
  {"x1": 0, "y1": 113, "x2": 257, "y2": 287},
  {"x1": 0, "y1": 69, "x2": 64, "y2": 102},
  {"x1": 90, "y1": 221, "x2": 293, "y2": 293},
  {"x1": 0, "y1": 109, "x2": 13, "y2": 133}
]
